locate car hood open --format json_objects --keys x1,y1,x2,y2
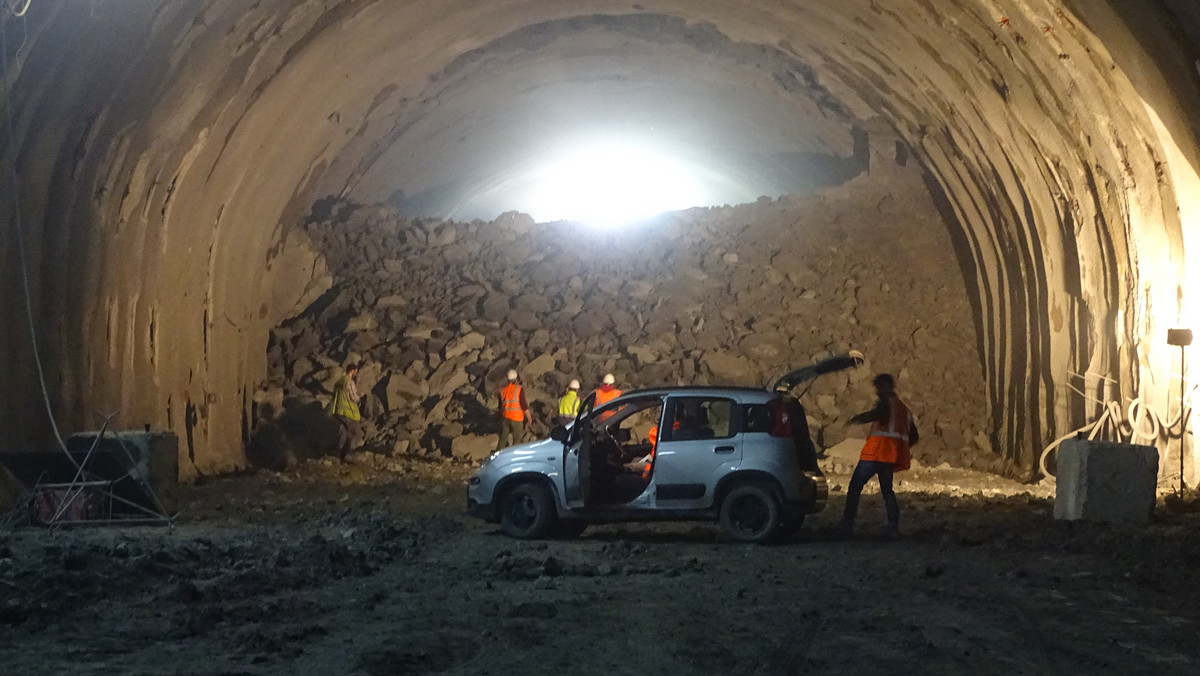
[{"x1": 770, "y1": 350, "x2": 865, "y2": 392}]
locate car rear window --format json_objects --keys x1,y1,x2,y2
[{"x1": 742, "y1": 403, "x2": 772, "y2": 433}]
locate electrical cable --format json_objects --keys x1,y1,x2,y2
[
  {"x1": 1039, "y1": 384, "x2": 1198, "y2": 479},
  {"x1": 2, "y1": 9, "x2": 77, "y2": 464},
  {"x1": 7, "y1": 0, "x2": 30, "y2": 18}
]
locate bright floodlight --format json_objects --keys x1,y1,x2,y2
[{"x1": 523, "y1": 141, "x2": 708, "y2": 227}]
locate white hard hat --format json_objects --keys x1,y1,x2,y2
[
  {"x1": 569, "y1": 379, "x2": 580, "y2": 390},
  {"x1": 602, "y1": 373, "x2": 615, "y2": 385},
  {"x1": 506, "y1": 369, "x2": 518, "y2": 381}
]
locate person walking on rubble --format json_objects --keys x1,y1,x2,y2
[
  {"x1": 558, "y1": 379, "x2": 582, "y2": 426},
  {"x1": 329, "y1": 362, "x2": 364, "y2": 459},
  {"x1": 836, "y1": 373, "x2": 919, "y2": 538},
  {"x1": 497, "y1": 369, "x2": 531, "y2": 450}
]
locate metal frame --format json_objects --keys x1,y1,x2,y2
[{"x1": 3, "y1": 411, "x2": 176, "y2": 529}]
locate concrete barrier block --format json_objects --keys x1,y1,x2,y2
[{"x1": 1054, "y1": 439, "x2": 1158, "y2": 525}]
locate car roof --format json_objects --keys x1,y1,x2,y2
[{"x1": 617, "y1": 386, "x2": 777, "y2": 403}]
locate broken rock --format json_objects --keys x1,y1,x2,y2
[
  {"x1": 704, "y1": 352, "x2": 753, "y2": 383},
  {"x1": 452, "y1": 434, "x2": 499, "y2": 462}
]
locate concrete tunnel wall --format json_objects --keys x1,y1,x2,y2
[{"x1": 1, "y1": 0, "x2": 1198, "y2": 479}]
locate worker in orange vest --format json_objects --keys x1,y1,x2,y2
[
  {"x1": 497, "y1": 369, "x2": 531, "y2": 451},
  {"x1": 642, "y1": 419, "x2": 680, "y2": 478},
  {"x1": 593, "y1": 373, "x2": 622, "y2": 421},
  {"x1": 836, "y1": 373, "x2": 919, "y2": 538}
]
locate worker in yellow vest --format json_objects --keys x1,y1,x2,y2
[
  {"x1": 837, "y1": 373, "x2": 919, "y2": 538},
  {"x1": 328, "y1": 362, "x2": 363, "y2": 459},
  {"x1": 558, "y1": 379, "x2": 581, "y2": 425},
  {"x1": 497, "y1": 369, "x2": 531, "y2": 450},
  {"x1": 593, "y1": 373, "x2": 622, "y2": 421}
]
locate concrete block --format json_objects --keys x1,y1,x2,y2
[{"x1": 1054, "y1": 439, "x2": 1158, "y2": 525}]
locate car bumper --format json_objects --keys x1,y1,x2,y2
[
  {"x1": 807, "y1": 472, "x2": 829, "y2": 512},
  {"x1": 784, "y1": 472, "x2": 828, "y2": 517}
]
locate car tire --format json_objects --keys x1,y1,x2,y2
[
  {"x1": 719, "y1": 484, "x2": 781, "y2": 544},
  {"x1": 499, "y1": 481, "x2": 557, "y2": 539}
]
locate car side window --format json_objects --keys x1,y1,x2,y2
[{"x1": 662, "y1": 397, "x2": 737, "y2": 441}]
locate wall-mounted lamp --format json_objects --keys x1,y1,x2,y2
[
  {"x1": 1168, "y1": 328, "x2": 1193, "y2": 496},
  {"x1": 1168, "y1": 329, "x2": 1193, "y2": 347}
]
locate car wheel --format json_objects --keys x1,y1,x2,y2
[
  {"x1": 719, "y1": 484, "x2": 781, "y2": 543},
  {"x1": 554, "y1": 520, "x2": 588, "y2": 539},
  {"x1": 500, "y1": 482, "x2": 557, "y2": 539}
]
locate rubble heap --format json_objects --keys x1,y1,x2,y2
[{"x1": 252, "y1": 167, "x2": 998, "y2": 472}]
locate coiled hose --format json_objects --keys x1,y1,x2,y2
[{"x1": 1040, "y1": 387, "x2": 1197, "y2": 478}]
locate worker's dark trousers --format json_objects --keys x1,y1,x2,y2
[
  {"x1": 336, "y1": 416, "x2": 364, "y2": 458},
  {"x1": 498, "y1": 419, "x2": 525, "y2": 450},
  {"x1": 842, "y1": 460, "x2": 899, "y2": 526}
]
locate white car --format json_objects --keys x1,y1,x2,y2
[{"x1": 466, "y1": 353, "x2": 863, "y2": 542}]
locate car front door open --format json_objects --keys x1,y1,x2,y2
[{"x1": 562, "y1": 392, "x2": 595, "y2": 508}]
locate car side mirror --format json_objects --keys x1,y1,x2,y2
[{"x1": 550, "y1": 426, "x2": 569, "y2": 442}]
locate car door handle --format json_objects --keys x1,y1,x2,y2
[{"x1": 714, "y1": 446, "x2": 736, "y2": 454}]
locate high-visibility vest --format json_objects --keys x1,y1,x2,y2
[
  {"x1": 644, "y1": 419, "x2": 679, "y2": 478},
  {"x1": 328, "y1": 375, "x2": 361, "y2": 422},
  {"x1": 558, "y1": 390, "x2": 580, "y2": 418},
  {"x1": 594, "y1": 386, "x2": 622, "y2": 421},
  {"x1": 500, "y1": 383, "x2": 525, "y2": 422},
  {"x1": 644, "y1": 425, "x2": 660, "y2": 478},
  {"x1": 594, "y1": 386, "x2": 621, "y2": 407},
  {"x1": 642, "y1": 447, "x2": 655, "y2": 479},
  {"x1": 859, "y1": 394, "x2": 913, "y2": 471}
]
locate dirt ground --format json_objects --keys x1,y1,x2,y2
[{"x1": 2, "y1": 459, "x2": 1200, "y2": 676}]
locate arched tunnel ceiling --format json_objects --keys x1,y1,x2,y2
[
  {"x1": 1, "y1": 0, "x2": 1200, "y2": 477},
  {"x1": 341, "y1": 14, "x2": 864, "y2": 219}
]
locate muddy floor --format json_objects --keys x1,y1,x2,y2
[{"x1": 2, "y1": 460, "x2": 1200, "y2": 675}]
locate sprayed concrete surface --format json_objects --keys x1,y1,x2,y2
[{"x1": 2, "y1": 460, "x2": 1199, "y2": 675}]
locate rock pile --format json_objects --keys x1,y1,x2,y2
[{"x1": 251, "y1": 165, "x2": 998, "y2": 471}]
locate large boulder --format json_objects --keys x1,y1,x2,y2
[
  {"x1": 343, "y1": 313, "x2": 376, "y2": 332},
  {"x1": 703, "y1": 352, "x2": 753, "y2": 383},
  {"x1": 480, "y1": 294, "x2": 511, "y2": 322},
  {"x1": 523, "y1": 353, "x2": 558, "y2": 381},
  {"x1": 385, "y1": 372, "x2": 427, "y2": 408},
  {"x1": 626, "y1": 345, "x2": 660, "y2": 367},
  {"x1": 376, "y1": 293, "x2": 407, "y2": 309},
  {"x1": 428, "y1": 360, "x2": 471, "y2": 397},
  {"x1": 445, "y1": 332, "x2": 486, "y2": 360},
  {"x1": 452, "y1": 434, "x2": 500, "y2": 462},
  {"x1": 823, "y1": 437, "x2": 865, "y2": 472}
]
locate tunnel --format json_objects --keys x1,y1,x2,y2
[{"x1": 1, "y1": 0, "x2": 1199, "y2": 483}]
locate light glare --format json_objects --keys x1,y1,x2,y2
[{"x1": 524, "y1": 142, "x2": 708, "y2": 228}]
